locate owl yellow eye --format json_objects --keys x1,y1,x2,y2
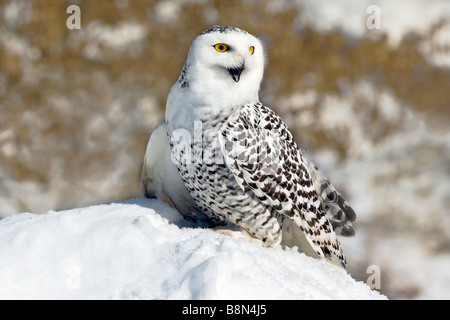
[
  {"x1": 250, "y1": 46, "x2": 255, "y2": 55},
  {"x1": 214, "y1": 43, "x2": 228, "y2": 53}
]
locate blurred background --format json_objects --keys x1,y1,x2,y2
[{"x1": 0, "y1": 0, "x2": 449, "y2": 299}]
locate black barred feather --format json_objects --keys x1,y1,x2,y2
[
  {"x1": 169, "y1": 102, "x2": 351, "y2": 267},
  {"x1": 165, "y1": 25, "x2": 356, "y2": 269},
  {"x1": 218, "y1": 103, "x2": 349, "y2": 267},
  {"x1": 303, "y1": 158, "x2": 357, "y2": 237}
]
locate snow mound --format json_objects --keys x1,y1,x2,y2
[{"x1": 0, "y1": 199, "x2": 385, "y2": 300}]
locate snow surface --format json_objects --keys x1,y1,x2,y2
[{"x1": 0, "y1": 198, "x2": 385, "y2": 300}]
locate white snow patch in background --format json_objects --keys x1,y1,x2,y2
[
  {"x1": 154, "y1": 0, "x2": 182, "y2": 24},
  {"x1": 0, "y1": 199, "x2": 385, "y2": 300},
  {"x1": 380, "y1": 0, "x2": 450, "y2": 45},
  {"x1": 299, "y1": 0, "x2": 450, "y2": 42},
  {"x1": 298, "y1": 0, "x2": 450, "y2": 66},
  {"x1": 80, "y1": 21, "x2": 148, "y2": 60},
  {"x1": 2, "y1": 0, "x2": 33, "y2": 29},
  {"x1": 88, "y1": 21, "x2": 148, "y2": 50}
]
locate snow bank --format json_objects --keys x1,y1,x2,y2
[{"x1": 0, "y1": 199, "x2": 385, "y2": 300}]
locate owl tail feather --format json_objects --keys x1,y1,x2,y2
[
  {"x1": 280, "y1": 217, "x2": 346, "y2": 268},
  {"x1": 302, "y1": 156, "x2": 357, "y2": 237}
]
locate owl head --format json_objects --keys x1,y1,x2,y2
[{"x1": 176, "y1": 25, "x2": 265, "y2": 108}]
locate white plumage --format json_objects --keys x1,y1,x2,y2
[
  {"x1": 140, "y1": 120, "x2": 221, "y2": 227},
  {"x1": 141, "y1": 25, "x2": 356, "y2": 267}
]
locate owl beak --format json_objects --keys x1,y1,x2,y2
[{"x1": 227, "y1": 64, "x2": 245, "y2": 82}]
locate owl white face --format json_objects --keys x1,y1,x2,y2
[
  {"x1": 180, "y1": 26, "x2": 265, "y2": 108},
  {"x1": 191, "y1": 27, "x2": 264, "y2": 83}
]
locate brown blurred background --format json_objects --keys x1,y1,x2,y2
[{"x1": 1, "y1": 0, "x2": 449, "y2": 299}]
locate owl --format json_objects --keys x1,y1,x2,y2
[{"x1": 141, "y1": 25, "x2": 356, "y2": 267}]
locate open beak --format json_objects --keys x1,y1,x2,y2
[{"x1": 227, "y1": 64, "x2": 245, "y2": 82}]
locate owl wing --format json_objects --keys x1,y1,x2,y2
[
  {"x1": 140, "y1": 121, "x2": 220, "y2": 227},
  {"x1": 218, "y1": 103, "x2": 347, "y2": 267}
]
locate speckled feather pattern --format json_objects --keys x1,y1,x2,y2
[
  {"x1": 170, "y1": 102, "x2": 348, "y2": 266},
  {"x1": 164, "y1": 25, "x2": 356, "y2": 268}
]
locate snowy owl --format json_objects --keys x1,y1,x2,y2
[{"x1": 141, "y1": 25, "x2": 356, "y2": 267}]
